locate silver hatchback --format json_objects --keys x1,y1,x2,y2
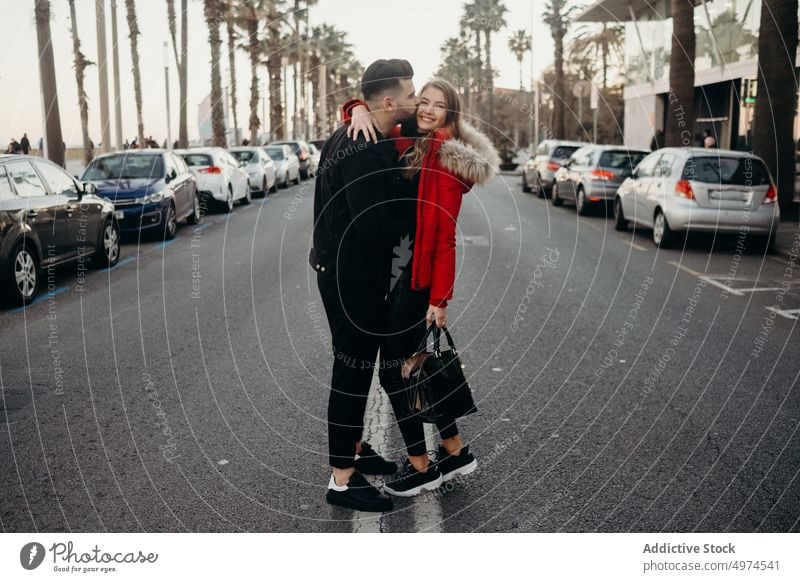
[
  {"x1": 614, "y1": 148, "x2": 780, "y2": 249},
  {"x1": 521, "y1": 139, "x2": 588, "y2": 198}
]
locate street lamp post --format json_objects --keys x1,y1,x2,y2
[
  {"x1": 164, "y1": 42, "x2": 172, "y2": 149},
  {"x1": 110, "y1": 0, "x2": 123, "y2": 150}
]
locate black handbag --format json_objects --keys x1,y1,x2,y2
[{"x1": 402, "y1": 324, "x2": 477, "y2": 423}]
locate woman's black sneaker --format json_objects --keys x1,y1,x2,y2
[
  {"x1": 383, "y1": 460, "x2": 443, "y2": 497},
  {"x1": 354, "y1": 441, "x2": 398, "y2": 475},
  {"x1": 326, "y1": 472, "x2": 393, "y2": 512},
  {"x1": 436, "y1": 445, "x2": 478, "y2": 482}
]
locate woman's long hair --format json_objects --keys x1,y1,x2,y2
[{"x1": 402, "y1": 78, "x2": 463, "y2": 179}]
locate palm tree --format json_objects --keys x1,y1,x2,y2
[
  {"x1": 664, "y1": 0, "x2": 695, "y2": 147},
  {"x1": 34, "y1": 0, "x2": 64, "y2": 167},
  {"x1": 474, "y1": 0, "x2": 507, "y2": 123},
  {"x1": 203, "y1": 0, "x2": 227, "y2": 146},
  {"x1": 166, "y1": 0, "x2": 189, "y2": 148},
  {"x1": 543, "y1": 0, "x2": 576, "y2": 139},
  {"x1": 124, "y1": 0, "x2": 145, "y2": 146},
  {"x1": 438, "y1": 35, "x2": 474, "y2": 114},
  {"x1": 508, "y1": 29, "x2": 531, "y2": 91},
  {"x1": 224, "y1": 1, "x2": 239, "y2": 143},
  {"x1": 753, "y1": 0, "x2": 799, "y2": 218},
  {"x1": 235, "y1": 1, "x2": 269, "y2": 145},
  {"x1": 461, "y1": 3, "x2": 483, "y2": 92},
  {"x1": 294, "y1": 0, "x2": 316, "y2": 139},
  {"x1": 264, "y1": 0, "x2": 287, "y2": 141},
  {"x1": 67, "y1": 0, "x2": 94, "y2": 165},
  {"x1": 569, "y1": 22, "x2": 624, "y2": 90},
  {"x1": 308, "y1": 24, "x2": 342, "y2": 136}
]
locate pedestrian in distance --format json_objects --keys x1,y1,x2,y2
[
  {"x1": 6, "y1": 138, "x2": 20, "y2": 154},
  {"x1": 344, "y1": 77, "x2": 498, "y2": 498},
  {"x1": 19, "y1": 133, "x2": 30, "y2": 155},
  {"x1": 703, "y1": 129, "x2": 717, "y2": 148},
  {"x1": 310, "y1": 59, "x2": 418, "y2": 513}
]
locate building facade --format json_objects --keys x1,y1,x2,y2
[{"x1": 577, "y1": 0, "x2": 800, "y2": 151}]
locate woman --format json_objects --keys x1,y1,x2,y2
[{"x1": 343, "y1": 79, "x2": 499, "y2": 497}]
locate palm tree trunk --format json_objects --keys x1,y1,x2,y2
[
  {"x1": 35, "y1": 0, "x2": 64, "y2": 167},
  {"x1": 665, "y1": 0, "x2": 695, "y2": 147},
  {"x1": 473, "y1": 29, "x2": 482, "y2": 116},
  {"x1": 179, "y1": 0, "x2": 188, "y2": 148},
  {"x1": 226, "y1": 12, "x2": 239, "y2": 143},
  {"x1": 247, "y1": 16, "x2": 260, "y2": 145},
  {"x1": 204, "y1": 0, "x2": 226, "y2": 147},
  {"x1": 266, "y1": 2, "x2": 284, "y2": 140},
  {"x1": 484, "y1": 30, "x2": 494, "y2": 124},
  {"x1": 124, "y1": 0, "x2": 145, "y2": 146},
  {"x1": 68, "y1": 0, "x2": 93, "y2": 166},
  {"x1": 753, "y1": 0, "x2": 799, "y2": 218},
  {"x1": 553, "y1": 30, "x2": 566, "y2": 139}
]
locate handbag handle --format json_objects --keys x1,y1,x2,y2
[{"x1": 417, "y1": 323, "x2": 458, "y2": 356}]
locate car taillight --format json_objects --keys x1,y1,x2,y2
[
  {"x1": 763, "y1": 184, "x2": 777, "y2": 204},
  {"x1": 200, "y1": 166, "x2": 222, "y2": 174},
  {"x1": 546, "y1": 161, "x2": 561, "y2": 172},
  {"x1": 674, "y1": 179, "x2": 695, "y2": 200},
  {"x1": 591, "y1": 169, "x2": 616, "y2": 181}
]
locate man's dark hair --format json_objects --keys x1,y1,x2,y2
[{"x1": 360, "y1": 59, "x2": 413, "y2": 102}]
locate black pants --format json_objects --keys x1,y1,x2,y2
[
  {"x1": 318, "y1": 272, "x2": 387, "y2": 469},
  {"x1": 379, "y1": 267, "x2": 459, "y2": 457}
]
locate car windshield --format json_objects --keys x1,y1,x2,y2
[
  {"x1": 230, "y1": 151, "x2": 255, "y2": 164},
  {"x1": 266, "y1": 148, "x2": 285, "y2": 161},
  {"x1": 599, "y1": 151, "x2": 648, "y2": 170},
  {"x1": 552, "y1": 146, "x2": 580, "y2": 161},
  {"x1": 683, "y1": 156, "x2": 771, "y2": 186},
  {"x1": 181, "y1": 153, "x2": 213, "y2": 167},
  {"x1": 83, "y1": 154, "x2": 164, "y2": 180}
]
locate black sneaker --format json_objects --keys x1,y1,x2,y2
[
  {"x1": 436, "y1": 445, "x2": 478, "y2": 482},
  {"x1": 354, "y1": 441, "x2": 398, "y2": 475},
  {"x1": 325, "y1": 471, "x2": 393, "y2": 512},
  {"x1": 383, "y1": 459, "x2": 443, "y2": 497}
]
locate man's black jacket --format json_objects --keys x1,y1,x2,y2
[{"x1": 310, "y1": 124, "x2": 409, "y2": 290}]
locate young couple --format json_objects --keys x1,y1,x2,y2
[{"x1": 310, "y1": 59, "x2": 499, "y2": 512}]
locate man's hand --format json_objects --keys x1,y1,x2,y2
[
  {"x1": 346, "y1": 104, "x2": 380, "y2": 143},
  {"x1": 426, "y1": 305, "x2": 447, "y2": 329}
]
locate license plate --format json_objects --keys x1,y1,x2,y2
[
  {"x1": 114, "y1": 210, "x2": 124, "y2": 220},
  {"x1": 710, "y1": 189, "x2": 751, "y2": 202}
]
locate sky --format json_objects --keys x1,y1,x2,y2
[{"x1": 0, "y1": 0, "x2": 557, "y2": 146}]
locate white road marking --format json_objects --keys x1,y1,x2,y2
[
  {"x1": 765, "y1": 306, "x2": 800, "y2": 320},
  {"x1": 353, "y1": 381, "x2": 389, "y2": 533},
  {"x1": 413, "y1": 424, "x2": 444, "y2": 533}
]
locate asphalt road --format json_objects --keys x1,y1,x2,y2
[{"x1": 2, "y1": 173, "x2": 799, "y2": 533}]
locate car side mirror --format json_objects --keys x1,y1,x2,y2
[
  {"x1": 82, "y1": 182, "x2": 96, "y2": 197},
  {"x1": 165, "y1": 169, "x2": 177, "y2": 183}
]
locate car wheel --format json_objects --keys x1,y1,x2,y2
[
  {"x1": 164, "y1": 202, "x2": 178, "y2": 240},
  {"x1": 269, "y1": 178, "x2": 278, "y2": 193},
  {"x1": 242, "y1": 182, "x2": 252, "y2": 205},
  {"x1": 535, "y1": 174, "x2": 545, "y2": 198},
  {"x1": 293, "y1": 172, "x2": 301, "y2": 185},
  {"x1": 222, "y1": 186, "x2": 234, "y2": 213},
  {"x1": 261, "y1": 178, "x2": 268, "y2": 197},
  {"x1": 613, "y1": 197, "x2": 629, "y2": 231},
  {"x1": 652, "y1": 209, "x2": 675, "y2": 248},
  {"x1": 522, "y1": 173, "x2": 531, "y2": 193},
  {"x1": 187, "y1": 192, "x2": 202, "y2": 225},
  {"x1": 7, "y1": 243, "x2": 39, "y2": 305},
  {"x1": 96, "y1": 219, "x2": 120, "y2": 267},
  {"x1": 576, "y1": 188, "x2": 589, "y2": 216},
  {"x1": 552, "y1": 182, "x2": 564, "y2": 206}
]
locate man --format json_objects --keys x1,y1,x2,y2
[
  {"x1": 311, "y1": 59, "x2": 417, "y2": 512},
  {"x1": 20, "y1": 133, "x2": 30, "y2": 155}
]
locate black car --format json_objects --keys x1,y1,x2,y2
[
  {"x1": 269, "y1": 140, "x2": 312, "y2": 179},
  {"x1": 0, "y1": 155, "x2": 120, "y2": 305}
]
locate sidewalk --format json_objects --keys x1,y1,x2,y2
[{"x1": 775, "y1": 217, "x2": 800, "y2": 258}]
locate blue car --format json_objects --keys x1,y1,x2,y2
[{"x1": 81, "y1": 150, "x2": 200, "y2": 239}]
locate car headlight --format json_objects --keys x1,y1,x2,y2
[{"x1": 139, "y1": 191, "x2": 165, "y2": 204}]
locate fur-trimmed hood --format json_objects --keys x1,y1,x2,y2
[{"x1": 436, "y1": 122, "x2": 500, "y2": 186}]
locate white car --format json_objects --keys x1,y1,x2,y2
[
  {"x1": 614, "y1": 147, "x2": 779, "y2": 249},
  {"x1": 263, "y1": 145, "x2": 301, "y2": 188},
  {"x1": 229, "y1": 146, "x2": 277, "y2": 196},
  {"x1": 308, "y1": 143, "x2": 321, "y2": 177},
  {"x1": 176, "y1": 147, "x2": 251, "y2": 213}
]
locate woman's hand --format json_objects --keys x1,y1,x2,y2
[
  {"x1": 426, "y1": 305, "x2": 447, "y2": 329},
  {"x1": 346, "y1": 104, "x2": 380, "y2": 143}
]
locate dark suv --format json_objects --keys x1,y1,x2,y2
[
  {"x1": 269, "y1": 140, "x2": 312, "y2": 179},
  {"x1": 0, "y1": 155, "x2": 120, "y2": 305}
]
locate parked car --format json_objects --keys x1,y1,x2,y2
[
  {"x1": 1, "y1": 155, "x2": 120, "y2": 305},
  {"x1": 176, "y1": 147, "x2": 250, "y2": 213},
  {"x1": 614, "y1": 148, "x2": 779, "y2": 249},
  {"x1": 270, "y1": 140, "x2": 312, "y2": 179},
  {"x1": 522, "y1": 139, "x2": 588, "y2": 197},
  {"x1": 82, "y1": 150, "x2": 199, "y2": 240},
  {"x1": 552, "y1": 146, "x2": 649, "y2": 215},
  {"x1": 229, "y1": 146, "x2": 277, "y2": 196},
  {"x1": 307, "y1": 143, "x2": 321, "y2": 177},
  {"x1": 309, "y1": 139, "x2": 326, "y2": 152},
  {"x1": 263, "y1": 145, "x2": 301, "y2": 187}
]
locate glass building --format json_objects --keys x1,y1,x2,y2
[{"x1": 576, "y1": 0, "x2": 799, "y2": 151}]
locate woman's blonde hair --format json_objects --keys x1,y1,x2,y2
[{"x1": 402, "y1": 78, "x2": 462, "y2": 179}]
